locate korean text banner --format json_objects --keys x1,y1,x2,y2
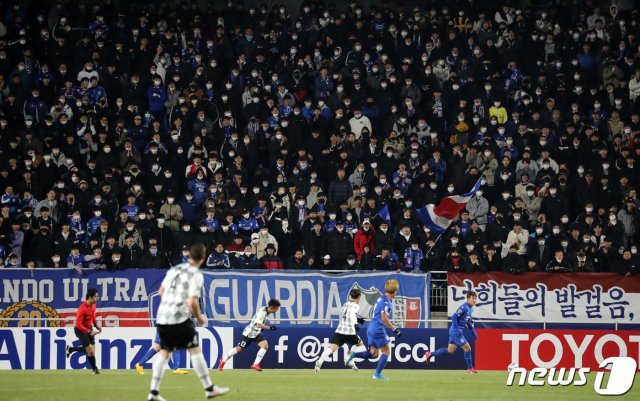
[
  {"x1": 0, "y1": 268, "x2": 164, "y2": 327},
  {"x1": 202, "y1": 271, "x2": 429, "y2": 328},
  {"x1": 448, "y1": 272, "x2": 640, "y2": 324}
]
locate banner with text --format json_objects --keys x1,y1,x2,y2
[
  {"x1": 0, "y1": 327, "x2": 233, "y2": 370},
  {"x1": 202, "y1": 271, "x2": 429, "y2": 328},
  {"x1": 475, "y1": 329, "x2": 640, "y2": 370},
  {"x1": 230, "y1": 327, "x2": 468, "y2": 370},
  {"x1": 0, "y1": 269, "x2": 428, "y2": 329},
  {"x1": 0, "y1": 269, "x2": 164, "y2": 327},
  {"x1": 448, "y1": 273, "x2": 640, "y2": 325},
  {"x1": 0, "y1": 327, "x2": 460, "y2": 370}
]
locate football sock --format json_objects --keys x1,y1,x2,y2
[
  {"x1": 320, "y1": 348, "x2": 332, "y2": 364},
  {"x1": 88, "y1": 355, "x2": 97, "y2": 370},
  {"x1": 191, "y1": 353, "x2": 213, "y2": 389},
  {"x1": 253, "y1": 348, "x2": 267, "y2": 365},
  {"x1": 431, "y1": 347, "x2": 450, "y2": 357},
  {"x1": 375, "y1": 353, "x2": 389, "y2": 375},
  {"x1": 69, "y1": 346, "x2": 85, "y2": 353},
  {"x1": 354, "y1": 350, "x2": 373, "y2": 359},
  {"x1": 169, "y1": 351, "x2": 181, "y2": 370},
  {"x1": 464, "y1": 351, "x2": 473, "y2": 369},
  {"x1": 223, "y1": 348, "x2": 237, "y2": 362},
  {"x1": 150, "y1": 354, "x2": 167, "y2": 393},
  {"x1": 139, "y1": 348, "x2": 158, "y2": 365}
]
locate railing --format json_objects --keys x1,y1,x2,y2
[{"x1": 429, "y1": 270, "x2": 449, "y2": 312}]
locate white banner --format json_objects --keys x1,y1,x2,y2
[
  {"x1": 0, "y1": 327, "x2": 234, "y2": 370},
  {"x1": 448, "y1": 273, "x2": 640, "y2": 324}
]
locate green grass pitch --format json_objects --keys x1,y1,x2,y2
[{"x1": 0, "y1": 369, "x2": 638, "y2": 401}]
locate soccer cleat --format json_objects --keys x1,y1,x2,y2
[
  {"x1": 314, "y1": 360, "x2": 321, "y2": 373},
  {"x1": 344, "y1": 352, "x2": 357, "y2": 367},
  {"x1": 468, "y1": 368, "x2": 478, "y2": 374},
  {"x1": 135, "y1": 363, "x2": 145, "y2": 375},
  {"x1": 172, "y1": 369, "x2": 188, "y2": 375},
  {"x1": 218, "y1": 359, "x2": 225, "y2": 371},
  {"x1": 93, "y1": 369, "x2": 100, "y2": 375},
  {"x1": 206, "y1": 385, "x2": 230, "y2": 398},
  {"x1": 424, "y1": 351, "x2": 432, "y2": 366},
  {"x1": 66, "y1": 345, "x2": 72, "y2": 358},
  {"x1": 348, "y1": 360, "x2": 358, "y2": 371},
  {"x1": 372, "y1": 373, "x2": 387, "y2": 380},
  {"x1": 250, "y1": 364, "x2": 262, "y2": 372},
  {"x1": 147, "y1": 393, "x2": 167, "y2": 401}
]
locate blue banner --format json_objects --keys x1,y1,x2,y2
[
  {"x1": 202, "y1": 271, "x2": 429, "y2": 328},
  {"x1": 0, "y1": 269, "x2": 429, "y2": 329},
  {"x1": 230, "y1": 328, "x2": 469, "y2": 369},
  {"x1": 0, "y1": 268, "x2": 164, "y2": 327}
]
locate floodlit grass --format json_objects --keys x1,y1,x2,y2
[{"x1": 0, "y1": 369, "x2": 638, "y2": 401}]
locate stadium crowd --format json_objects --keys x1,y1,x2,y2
[{"x1": 0, "y1": 0, "x2": 638, "y2": 275}]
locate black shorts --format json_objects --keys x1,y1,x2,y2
[
  {"x1": 157, "y1": 320, "x2": 199, "y2": 351},
  {"x1": 236, "y1": 333, "x2": 266, "y2": 349},
  {"x1": 330, "y1": 333, "x2": 361, "y2": 347},
  {"x1": 74, "y1": 327, "x2": 95, "y2": 347}
]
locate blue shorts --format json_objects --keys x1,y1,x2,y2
[
  {"x1": 367, "y1": 327, "x2": 390, "y2": 349},
  {"x1": 448, "y1": 330, "x2": 467, "y2": 347}
]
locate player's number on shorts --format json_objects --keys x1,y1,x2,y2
[
  {"x1": 17, "y1": 310, "x2": 42, "y2": 327},
  {"x1": 239, "y1": 340, "x2": 247, "y2": 348}
]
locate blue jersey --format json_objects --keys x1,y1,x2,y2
[
  {"x1": 367, "y1": 294, "x2": 393, "y2": 348},
  {"x1": 369, "y1": 295, "x2": 393, "y2": 334},
  {"x1": 451, "y1": 302, "x2": 473, "y2": 332},
  {"x1": 448, "y1": 301, "x2": 474, "y2": 346}
]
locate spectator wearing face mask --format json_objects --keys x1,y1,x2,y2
[
  {"x1": 354, "y1": 220, "x2": 376, "y2": 260},
  {"x1": 402, "y1": 240, "x2": 424, "y2": 272}
]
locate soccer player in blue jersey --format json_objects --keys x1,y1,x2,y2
[
  {"x1": 425, "y1": 290, "x2": 478, "y2": 374},
  {"x1": 345, "y1": 279, "x2": 402, "y2": 379},
  {"x1": 135, "y1": 331, "x2": 187, "y2": 375}
]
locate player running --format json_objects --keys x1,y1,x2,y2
[
  {"x1": 135, "y1": 332, "x2": 187, "y2": 375},
  {"x1": 315, "y1": 288, "x2": 366, "y2": 373},
  {"x1": 345, "y1": 279, "x2": 402, "y2": 380},
  {"x1": 425, "y1": 290, "x2": 478, "y2": 374},
  {"x1": 66, "y1": 288, "x2": 101, "y2": 374},
  {"x1": 147, "y1": 243, "x2": 229, "y2": 401},
  {"x1": 218, "y1": 299, "x2": 281, "y2": 372}
]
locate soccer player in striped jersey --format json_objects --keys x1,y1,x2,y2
[
  {"x1": 218, "y1": 299, "x2": 281, "y2": 371},
  {"x1": 148, "y1": 243, "x2": 229, "y2": 401},
  {"x1": 346, "y1": 279, "x2": 402, "y2": 380},
  {"x1": 315, "y1": 288, "x2": 366, "y2": 373},
  {"x1": 425, "y1": 290, "x2": 478, "y2": 374}
]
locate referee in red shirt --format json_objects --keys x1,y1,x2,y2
[{"x1": 66, "y1": 288, "x2": 101, "y2": 374}]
